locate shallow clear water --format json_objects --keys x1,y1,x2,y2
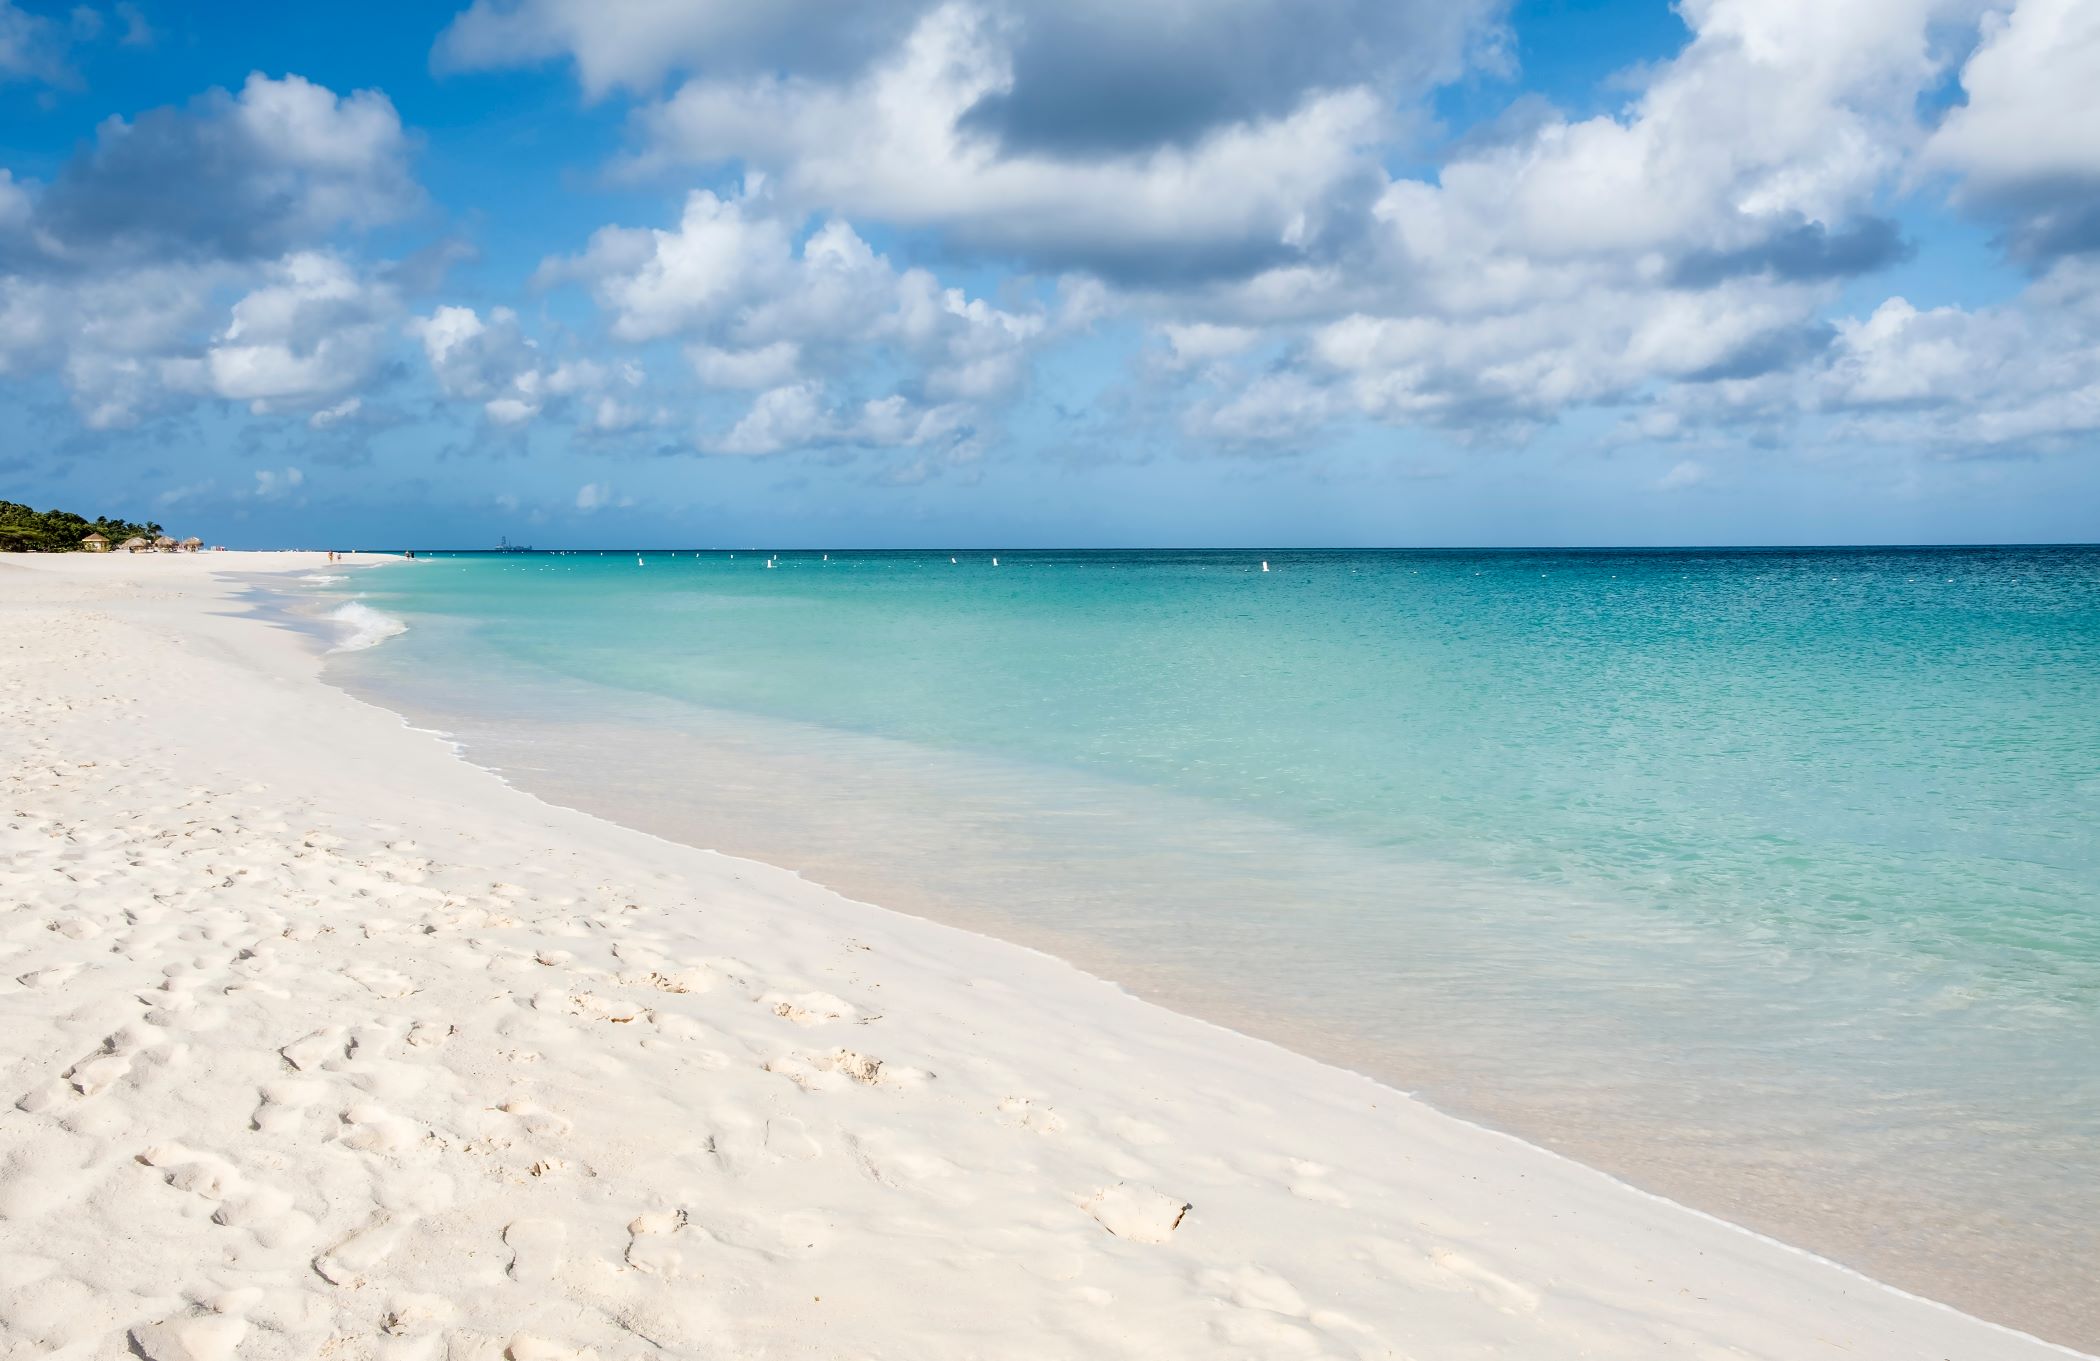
[{"x1": 310, "y1": 547, "x2": 2100, "y2": 1346}]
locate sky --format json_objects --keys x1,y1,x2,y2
[{"x1": 1, "y1": 0, "x2": 2097, "y2": 548}]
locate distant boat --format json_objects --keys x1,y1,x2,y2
[
  {"x1": 637, "y1": 554, "x2": 645, "y2": 566},
  {"x1": 992, "y1": 557, "x2": 999, "y2": 566},
  {"x1": 497, "y1": 535, "x2": 532, "y2": 553},
  {"x1": 1262, "y1": 561, "x2": 1270, "y2": 572}
]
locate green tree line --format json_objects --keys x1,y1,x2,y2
[{"x1": 0, "y1": 500, "x2": 164, "y2": 552}]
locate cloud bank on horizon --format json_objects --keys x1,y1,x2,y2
[{"x1": 1, "y1": 0, "x2": 2097, "y2": 545}]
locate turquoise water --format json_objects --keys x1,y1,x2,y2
[{"x1": 311, "y1": 547, "x2": 2100, "y2": 1344}]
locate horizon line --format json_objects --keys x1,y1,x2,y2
[{"x1": 305, "y1": 541, "x2": 2100, "y2": 554}]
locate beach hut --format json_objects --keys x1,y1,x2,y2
[
  {"x1": 81, "y1": 532, "x2": 110, "y2": 552},
  {"x1": 121, "y1": 536, "x2": 149, "y2": 553},
  {"x1": 180, "y1": 536, "x2": 203, "y2": 553},
  {"x1": 153, "y1": 535, "x2": 177, "y2": 553}
]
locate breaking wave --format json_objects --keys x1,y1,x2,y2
[{"x1": 327, "y1": 600, "x2": 407, "y2": 652}]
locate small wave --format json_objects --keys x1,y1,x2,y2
[
  {"x1": 302, "y1": 573, "x2": 348, "y2": 585},
  {"x1": 327, "y1": 601, "x2": 407, "y2": 652}
]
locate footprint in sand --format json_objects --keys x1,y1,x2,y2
[
  {"x1": 404, "y1": 1019, "x2": 456, "y2": 1049},
  {"x1": 616, "y1": 959, "x2": 714, "y2": 995},
  {"x1": 1362, "y1": 1235, "x2": 1542, "y2": 1315},
  {"x1": 369, "y1": 1159, "x2": 451, "y2": 1226},
  {"x1": 998, "y1": 1096, "x2": 1066, "y2": 1134},
  {"x1": 1077, "y1": 1182, "x2": 1190, "y2": 1244},
  {"x1": 504, "y1": 1217, "x2": 567, "y2": 1286},
  {"x1": 336, "y1": 1100, "x2": 425, "y2": 1155},
  {"x1": 136, "y1": 1144, "x2": 316, "y2": 1255},
  {"x1": 1285, "y1": 1158, "x2": 1351, "y2": 1207},
  {"x1": 844, "y1": 1129, "x2": 964, "y2": 1193},
  {"x1": 1209, "y1": 1309, "x2": 1322, "y2": 1356},
  {"x1": 1109, "y1": 1115, "x2": 1171, "y2": 1147},
  {"x1": 130, "y1": 1314, "x2": 249, "y2": 1361},
  {"x1": 503, "y1": 1332, "x2": 609, "y2": 1361},
  {"x1": 17, "y1": 1021, "x2": 170, "y2": 1112},
  {"x1": 1428, "y1": 1246, "x2": 1542, "y2": 1314},
  {"x1": 764, "y1": 1048, "x2": 932, "y2": 1093},
  {"x1": 314, "y1": 1215, "x2": 406, "y2": 1287},
  {"x1": 623, "y1": 1208, "x2": 695, "y2": 1277},
  {"x1": 53, "y1": 1037, "x2": 140, "y2": 1100},
  {"x1": 138, "y1": 1143, "x2": 242, "y2": 1200},
  {"x1": 545, "y1": 990, "x2": 647, "y2": 1024},
  {"x1": 280, "y1": 1026, "x2": 350, "y2": 1072},
  {"x1": 627, "y1": 1203, "x2": 831, "y2": 1268},
  {"x1": 493, "y1": 1098, "x2": 573, "y2": 1140},
  {"x1": 15, "y1": 962, "x2": 86, "y2": 989},
  {"x1": 761, "y1": 990, "x2": 858, "y2": 1026},
  {"x1": 763, "y1": 1116, "x2": 823, "y2": 1161},
  {"x1": 1201, "y1": 1263, "x2": 1308, "y2": 1316},
  {"x1": 346, "y1": 963, "x2": 416, "y2": 998},
  {"x1": 380, "y1": 1291, "x2": 456, "y2": 1338},
  {"x1": 642, "y1": 1011, "x2": 721, "y2": 1050}
]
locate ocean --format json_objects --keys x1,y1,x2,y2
[{"x1": 296, "y1": 546, "x2": 2100, "y2": 1344}]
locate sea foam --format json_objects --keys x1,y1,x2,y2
[{"x1": 327, "y1": 600, "x2": 407, "y2": 652}]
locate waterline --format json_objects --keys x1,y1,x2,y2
[{"x1": 307, "y1": 547, "x2": 2100, "y2": 1347}]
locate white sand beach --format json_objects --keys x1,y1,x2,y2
[{"x1": 0, "y1": 551, "x2": 2079, "y2": 1361}]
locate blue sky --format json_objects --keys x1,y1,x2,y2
[{"x1": 2, "y1": 0, "x2": 2097, "y2": 547}]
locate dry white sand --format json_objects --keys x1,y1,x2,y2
[{"x1": 0, "y1": 550, "x2": 2079, "y2": 1361}]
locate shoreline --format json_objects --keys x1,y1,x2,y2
[
  {"x1": 1, "y1": 549, "x2": 2086, "y2": 1360},
  {"x1": 310, "y1": 550, "x2": 2100, "y2": 1345},
  {"x1": 320, "y1": 614, "x2": 2100, "y2": 1343}
]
